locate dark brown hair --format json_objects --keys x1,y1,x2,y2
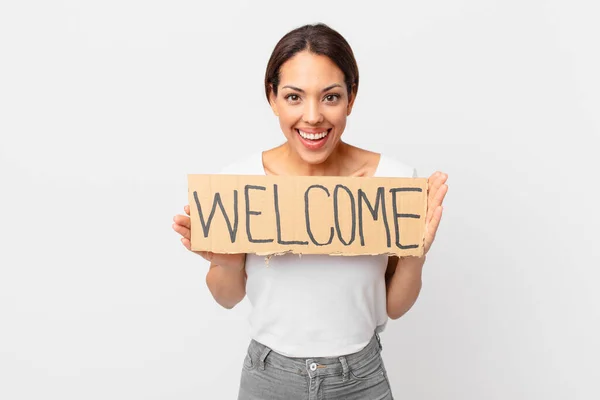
[{"x1": 264, "y1": 23, "x2": 359, "y2": 104}]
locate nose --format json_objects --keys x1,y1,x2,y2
[{"x1": 302, "y1": 99, "x2": 323, "y2": 125}]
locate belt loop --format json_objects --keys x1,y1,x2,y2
[
  {"x1": 339, "y1": 356, "x2": 349, "y2": 382},
  {"x1": 259, "y1": 347, "x2": 272, "y2": 371},
  {"x1": 375, "y1": 332, "x2": 383, "y2": 351}
]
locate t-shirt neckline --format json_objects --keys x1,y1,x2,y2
[{"x1": 259, "y1": 152, "x2": 384, "y2": 177}]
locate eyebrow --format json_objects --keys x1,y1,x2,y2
[{"x1": 281, "y1": 83, "x2": 343, "y2": 93}]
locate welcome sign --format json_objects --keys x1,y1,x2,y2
[{"x1": 187, "y1": 174, "x2": 428, "y2": 257}]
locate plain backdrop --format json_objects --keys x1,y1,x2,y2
[{"x1": 1, "y1": 1, "x2": 599, "y2": 399}]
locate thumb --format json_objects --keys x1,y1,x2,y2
[{"x1": 198, "y1": 251, "x2": 214, "y2": 262}]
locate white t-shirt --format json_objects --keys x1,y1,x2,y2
[{"x1": 218, "y1": 152, "x2": 417, "y2": 357}]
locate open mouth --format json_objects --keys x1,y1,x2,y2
[
  {"x1": 296, "y1": 128, "x2": 331, "y2": 141},
  {"x1": 295, "y1": 128, "x2": 332, "y2": 150}
]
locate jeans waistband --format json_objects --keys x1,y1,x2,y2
[{"x1": 246, "y1": 333, "x2": 383, "y2": 379}]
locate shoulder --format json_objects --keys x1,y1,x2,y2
[
  {"x1": 377, "y1": 153, "x2": 418, "y2": 178},
  {"x1": 217, "y1": 151, "x2": 264, "y2": 175}
]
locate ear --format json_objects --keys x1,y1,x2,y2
[
  {"x1": 268, "y1": 84, "x2": 279, "y2": 116},
  {"x1": 346, "y1": 84, "x2": 357, "y2": 116}
]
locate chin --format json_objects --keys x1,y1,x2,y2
[{"x1": 296, "y1": 150, "x2": 331, "y2": 166}]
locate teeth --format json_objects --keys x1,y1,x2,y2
[{"x1": 298, "y1": 129, "x2": 329, "y2": 140}]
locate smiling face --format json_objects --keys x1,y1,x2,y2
[{"x1": 269, "y1": 50, "x2": 356, "y2": 165}]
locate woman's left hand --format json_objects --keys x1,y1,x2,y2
[{"x1": 423, "y1": 171, "x2": 448, "y2": 255}]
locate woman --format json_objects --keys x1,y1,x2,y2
[{"x1": 173, "y1": 23, "x2": 448, "y2": 400}]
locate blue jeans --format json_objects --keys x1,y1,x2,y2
[{"x1": 237, "y1": 333, "x2": 394, "y2": 399}]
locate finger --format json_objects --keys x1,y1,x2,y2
[
  {"x1": 181, "y1": 238, "x2": 208, "y2": 258},
  {"x1": 181, "y1": 238, "x2": 211, "y2": 259},
  {"x1": 173, "y1": 214, "x2": 191, "y2": 229},
  {"x1": 424, "y1": 206, "x2": 443, "y2": 253},
  {"x1": 184, "y1": 205, "x2": 190, "y2": 215},
  {"x1": 431, "y1": 173, "x2": 447, "y2": 199},
  {"x1": 425, "y1": 175, "x2": 435, "y2": 223},
  {"x1": 426, "y1": 173, "x2": 447, "y2": 222},
  {"x1": 432, "y1": 183, "x2": 448, "y2": 210},
  {"x1": 428, "y1": 180, "x2": 448, "y2": 224},
  {"x1": 172, "y1": 223, "x2": 191, "y2": 240},
  {"x1": 427, "y1": 172, "x2": 444, "y2": 205},
  {"x1": 430, "y1": 173, "x2": 447, "y2": 197},
  {"x1": 429, "y1": 206, "x2": 443, "y2": 237},
  {"x1": 183, "y1": 239, "x2": 210, "y2": 259}
]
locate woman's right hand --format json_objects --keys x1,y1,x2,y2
[{"x1": 172, "y1": 205, "x2": 246, "y2": 271}]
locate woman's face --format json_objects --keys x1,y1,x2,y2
[{"x1": 269, "y1": 50, "x2": 355, "y2": 165}]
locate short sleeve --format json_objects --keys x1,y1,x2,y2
[
  {"x1": 377, "y1": 154, "x2": 416, "y2": 178},
  {"x1": 217, "y1": 152, "x2": 264, "y2": 175}
]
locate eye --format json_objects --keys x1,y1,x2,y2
[
  {"x1": 285, "y1": 94, "x2": 300, "y2": 103},
  {"x1": 324, "y1": 94, "x2": 340, "y2": 102}
]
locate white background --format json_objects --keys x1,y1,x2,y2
[{"x1": 1, "y1": 1, "x2": 599, "y2": 399}]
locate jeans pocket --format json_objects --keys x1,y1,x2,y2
[
  {"x1": 243, "y1": 351, "x2": 255, "y2": 371},
  {"x1": 349, "y1": 353, "x2": 385, "y2": 381}
]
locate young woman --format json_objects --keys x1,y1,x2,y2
[{"x1": 173, "y1": 23, "x2": 448, "y2": 400}]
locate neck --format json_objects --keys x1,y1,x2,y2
[{"x1": 282, "y1": 141, "x2": 351, "y2": 176}]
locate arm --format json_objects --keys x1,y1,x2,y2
[
  {"x1": 384, "y1": 170, "x2": 448, "y2": 319},
  {"x1": 385, "y1": 255, "x2": 425, "y2": 320},
  {"x1": 172, "y1": 205, "x2": 248, "y2": 310},
  {"x1": 205, "y1": 256, "x2": 247, "y2": 310}
]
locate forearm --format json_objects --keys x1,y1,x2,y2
[
  {"x1": 386, "y1": 256, "x2": 425, "y2": 320},
  {"x1": 205, "y1": 264, "x2": 247, "y2": 309}
]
